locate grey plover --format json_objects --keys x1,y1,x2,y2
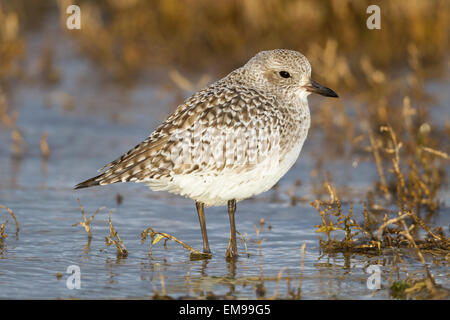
[{"x1": 75, "y1": 49, "x2": 338, "y2": 258}]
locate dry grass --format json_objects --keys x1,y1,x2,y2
[
  {"x1": 0, "y1": 91, "x2": 18, "y2": 128},
  {"x1": 312, "y1": 129, "x2": 448, "y2": 255},
  {"x1": 47, "y1": 0, "x2": 450, "y2": 85},
  {"x1": 311, "y1": 124, "x2": 448, "y2": 298},
  {"x1": 0, "y1": 5, "x2": 24, "y2": 83}
]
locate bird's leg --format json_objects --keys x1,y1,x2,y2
[
  {"x1": 195, "y1": 201, "x2": 211, "y2": 254},
  {"x1": 226, "y1": 199, "x2": 238, "y2": 258}
]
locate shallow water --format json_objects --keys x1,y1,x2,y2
[{"x1": 0, "y1": 22, "x2": 448, "y2": 300}]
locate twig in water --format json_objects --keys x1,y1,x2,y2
[
  {"x1": 297, "y1": 243, "x2": 307, "y2": 299},
  {"x1": 105, "y1": 211, "x2": 128, "y2": 257},
  {"x1": 421, "y1": 147, "x2": 449, "y2": 160},
  {"x1": 72, "y1": 199, "x2": 104, "y2": 238},
  {"x1": 270, "y1": 267, "x2": 287, "y2": 300},
  {"x1": 0, "y1": 223, "x2": 7, "y2": 240},
  {"x1": 236, "y1": 230, "x2": 250, "y2": 257},
  {"x1": 40, "y1": 131, "x2": 50, "y2": 159},
  {"x1": 368, "y1": 128, "x2": 390, "y2": 200},
  {"x1": 0, "y1": 205, "x2": 19, "y2": 234},
  {"x1": 141, "y1": 227, "x2": 209, "y2": 258},
  {"x1": 376, "y1": 213, "x2": 409, "y2": 241}
]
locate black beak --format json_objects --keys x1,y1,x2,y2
[{"x1": 305, "y1": 79, "x2": 338, "y2": 98}]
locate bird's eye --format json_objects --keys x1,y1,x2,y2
[{"x1": 279, "y1": 71, "x2": 291, "y2": 78}]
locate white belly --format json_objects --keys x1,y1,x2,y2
[{"x1": 144, "y1": 139, "x2": 306, "y2": 206}]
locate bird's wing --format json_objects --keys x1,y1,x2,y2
[{"x1": 75, "y1": 84, "x2": 283, "y2": 189}]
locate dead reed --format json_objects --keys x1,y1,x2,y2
[
  {"x1": 141, "y1": 226, "x2": 210, "y2": 258},
  {"x1": 0, "y1": 205, "x2": 19, "y2": 255},
  {"x1": 72, "y1": 198, "x2": 104, "y2": 238},
  {"x1": 105, "y1": 210, "x2": 128, "y2": 257}
]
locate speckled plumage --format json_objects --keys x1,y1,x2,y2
[{"x1": 76, "y1": 49, "x2": 335, "y2": 207}]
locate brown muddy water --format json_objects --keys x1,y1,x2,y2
[{"x1": 0, "y1": 19, "x2": 449, "y2": 300}]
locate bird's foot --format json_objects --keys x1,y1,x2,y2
[{"x1": 225, "y1": 238, "x2": 238, "y2": 259}]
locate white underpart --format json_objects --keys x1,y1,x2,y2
[{"x1": 145, "y1": 139, "x2": 306, "y2": 206}]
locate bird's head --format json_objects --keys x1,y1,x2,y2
[{"x1": 240, "y1": 49, "x2": 338, "y2": 101}]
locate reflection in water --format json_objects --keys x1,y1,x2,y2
[
  {"x1": 0, "y1": 239, "x2": 6, "y2": 257},
  {"x1": 82, "y1": 236, "x2": 91, "y2": 255},
  {"x1": 40, "y1": 156, "x2": 48, "y2": 190},
  {"x1": 105, "y1": 255, "x2": 128, "y2": 286},
  {"x1": 343, "y1": 252, "x2": 352, "y2": 271},
  {"x1": 8, "y1": 156, "x2": 23, "y2": 189},
  {"x1": 225, "y1": 258, "x2": 236, "y2": 296},
  {"x1": 200, "y1": 258, "x2": 209, "y2": 278}
]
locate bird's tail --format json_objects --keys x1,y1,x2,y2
[{"x1": 74, "y1": 174, "x2": 104, "y2": 189}]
